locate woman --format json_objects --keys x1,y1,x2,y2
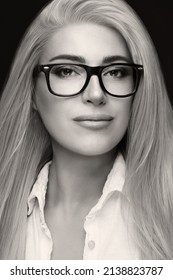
[{"x1": 0, "y1": 0, "x2": 173, "y2": 260}]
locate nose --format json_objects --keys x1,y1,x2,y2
[{"x1": 82, "y1": 76, "x2": 106, "y2": 106}]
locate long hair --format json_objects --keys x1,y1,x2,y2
[{"x1": 0, "y1": 0, "x2": 173, "y2": 259}]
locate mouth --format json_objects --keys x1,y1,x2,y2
[
  {"x1": 73, "y1": 114, "x2": 113, "y2": 121},
  {"x1": 73, "y1": 114, "x2": 114, "y2": 129}
]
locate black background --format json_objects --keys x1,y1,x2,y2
[{"x1": 0, "y1": 0, "x2": 172, "y2": 105}]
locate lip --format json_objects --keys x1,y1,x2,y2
[
  {"x1": 73, "y1": 114, "x2": 114, "y2": 121},
  {"x1": 73, "y1": 114, "x2": 114, "y2": 129}
]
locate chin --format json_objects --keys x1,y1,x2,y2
[
  {"x1": 52, "y1": 135, "x2": 121, "y2": 157},
  {"x1": 69, "y1": 143, "x2": 118, "y2": 157}
]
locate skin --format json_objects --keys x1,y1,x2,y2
[{"x1": 35, "y1": 23, "x2": 133, "y2": 259}]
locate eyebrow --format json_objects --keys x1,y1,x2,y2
[
  {"x1": 49, "y1": 54, "x2": 131, "y2": 64},
  {"x1": 49, "y1": 54, "x2": 85, "y2": 63},
  {"x1": 102, "y1": 55, "x2": 131, "y2": 64}
]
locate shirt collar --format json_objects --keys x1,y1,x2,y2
[
  {"x1": 103, "y1": 152, "x2": 125, "y2": 194},
  {"x1": 85, "y1": 153, "x2": 126, "y2": 218},
  {"x1": 27, "y1": 153, "x2": 125, "y2": 216},
  {"x1": 27, "y1": 162, "x2": 51, "y2": 216}
]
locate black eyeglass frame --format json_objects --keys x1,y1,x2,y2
[{"x1": 34, "y1": 63, "x2": 143, "y2": 98}]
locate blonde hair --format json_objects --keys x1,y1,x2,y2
[{"x1": 0, "y1": 0, "x2": 173, "y2": 259}]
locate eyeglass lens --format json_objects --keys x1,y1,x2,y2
[{"x1": 49, "y1": 64, "x2": 135, "y2": 96}]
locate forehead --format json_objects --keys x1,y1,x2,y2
[{"x1": 41, "y1": 23, "x2": 131, "y2": 64}]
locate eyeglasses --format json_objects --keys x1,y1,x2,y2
[{"x1": 34, "y1": 63, "x2": 143, "y2": 97}]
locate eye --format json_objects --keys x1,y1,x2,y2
[
  {"x1": 50, "y1": 65, "x2": 81, "y2": 78},
  {"x1": 103, "y1": 65, "x2": 132, "y2": 79},
  {"x1": 106, "y1": 69, "x2": 123, "y2": 78}
]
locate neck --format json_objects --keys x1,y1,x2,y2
[{"x1": 46, "y1": 143, "x2": 117, "y2": 211}]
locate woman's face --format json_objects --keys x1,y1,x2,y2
[{"x1": 35, "y1": 23, "x2": 133, "y2": 156}]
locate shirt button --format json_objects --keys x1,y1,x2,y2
[{"x1": 88, "y1": 240, "x2": 95, "y2": 250}]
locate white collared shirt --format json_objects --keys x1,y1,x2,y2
[{"x1": 25, "y1": 154, "x2": 139, "y2": 259}]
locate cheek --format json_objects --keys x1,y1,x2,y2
[
  {"x1": 35, "y1": 81, "x2": 65, "y2": 133},
  {"x1": 35, "y1": 82, "x2": 77, "y2": 152},
  {"x1": 36, "y1": 99, "x2": 65, "y2": 135},
  {"x1": 115, "y1": 98, "x2": 132, "y2": 128},
  {"x1": 111, "y1": 99, "x2": 132, "y2": 144}
]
